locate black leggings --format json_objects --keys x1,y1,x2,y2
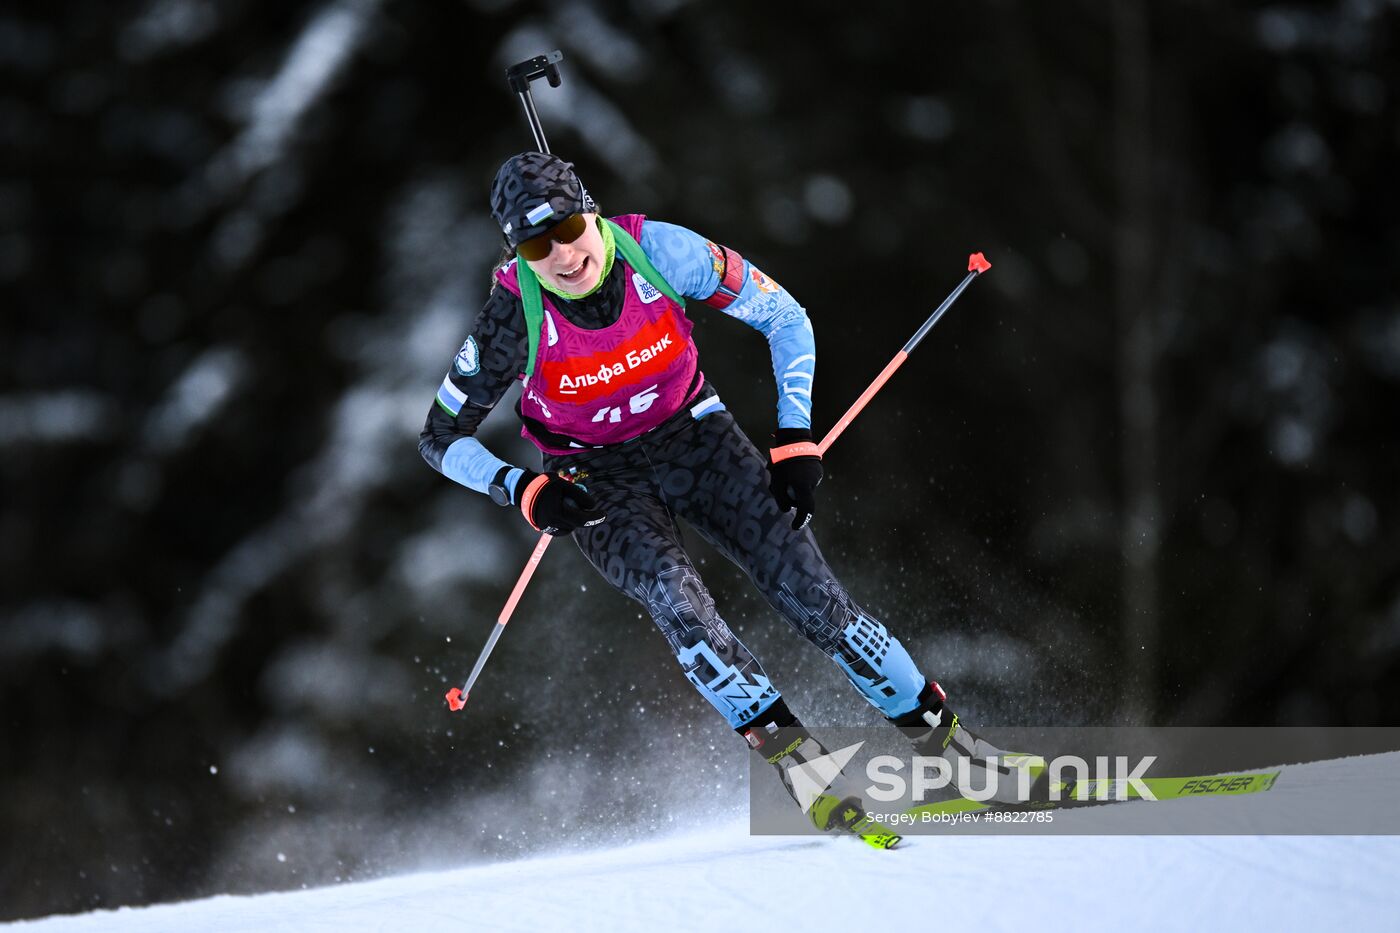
[{"x1": 545, "y1": 395, "x2": 927, "y2": 729}]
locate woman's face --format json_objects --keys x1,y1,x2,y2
[{"x1": 524, "y1": 213, "x2": 606, "y2": 294}]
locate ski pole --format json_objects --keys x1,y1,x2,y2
[
  {"x1": 447, "y1": 253, "x2": 990, "y2": 712},
  {"x1": 446, "y1": 253, "x2": 989, "y2": 712},
  {"x1": 445, "y1": 51, "x2": 568, "y2": 713},
  {"x1": 445, "y1": 532, "x2": 552, "y2": 711},
  {"x1": 817, "y1": 252, "x2": 991, "y2": 456},
  {"x1": 454, "y1": 53, "x2": 988, "y2": 712},
  {"x1": 446, "y1": 253, "x2": 990, "y2": 712}
]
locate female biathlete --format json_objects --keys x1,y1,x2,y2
[{"x1": 419, "y1": 152, "x2": 1035, "y2": 839}]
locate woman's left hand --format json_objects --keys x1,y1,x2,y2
[{"x1": 767, "y1": 428, "x2": 823, "y2": 530}]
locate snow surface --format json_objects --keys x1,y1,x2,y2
[{"x1": 10, "y1": 753, "x2": 1399, "y2": 932}]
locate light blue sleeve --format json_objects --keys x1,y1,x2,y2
[
  {"x1": 441, "y1": 438, "x2": 526, "y2": 503},
  {"x1": 640, "y1": 220, "x2": 816, "y2": 430}
]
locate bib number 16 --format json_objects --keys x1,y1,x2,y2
[{"x1": 592, "y1": 385, "x2": 660, "y2": 424}]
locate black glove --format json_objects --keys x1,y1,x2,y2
[
  {"x1": 767, "y1": 428, "x2": 823, "y2": 530},
  {"x1": 516, "y1": 470, "x2": 607, "y2": 535}
]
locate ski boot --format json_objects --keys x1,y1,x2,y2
[
  {"x1": 890, "y1": 681, "x2": 1047, "y2": 806},
  {"x1": 741, "y1": 700, "x2": 901, "y2": 849}
]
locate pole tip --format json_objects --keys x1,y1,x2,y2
[
  {"x1": 968, "y1": 252, "x2": 992, "y2": 274},
  {"x1": 445, "y1": 688, "x2": 467, "y2": 712}
]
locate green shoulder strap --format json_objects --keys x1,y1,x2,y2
[
  {"x1": 606, "y1": 218, "x2": 686, "y2": 309},
  {"x1": 514, "y1": 259, "x2": 547, "y2": 379},
  {"x1": 515, "y1": 218, "x2": 687, "y2": 378}
]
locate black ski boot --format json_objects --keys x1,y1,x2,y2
[
  {"x1": 741, "y1": 700, "x2": 901, "y2": 849},
  {"x1": 890, "y1": 681, "x2": 1047, "y2": 805}
]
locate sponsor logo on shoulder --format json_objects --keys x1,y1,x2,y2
[
  {"x1": 706, "y1": 241, "x2": 725, "y2": 277},
  {"x1": 454, "y1": 336, "x2": 480, "y2": 376},
  {"x1": 750, "y1": 267, "x2": 779, "y2": 294},
  {"x1": 632, "y1": 272, "x2": 663, "y2": 304}
]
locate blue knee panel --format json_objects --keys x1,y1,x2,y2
[
  {"x1": 830, "y1": 616, "x2": 926, "y2": 718},
  {"x1": 676, "y1": 639, "x2": 780, "y2": 728}
]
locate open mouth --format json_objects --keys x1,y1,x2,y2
[{"x1": 557, "y1": 257, "x2": 588, "y2": 283}]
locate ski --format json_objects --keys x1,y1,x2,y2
[
  {"x1": 906, "y1": 768, "x2": 1281, "y2": 820},
  {"x1": 809, "y1": 793, "x2": 904, "y2": 849},
  {"x1": 860, "y1": 831, "x2": 902, "y2": 850}
]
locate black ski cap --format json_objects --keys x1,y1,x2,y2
[{"x1": 489, "y1": 151, "x2": 596, "y2": 247}]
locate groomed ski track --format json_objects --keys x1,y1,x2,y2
[{"x1": 11, "y1": 752, "x2": 1399, "y2": 932}]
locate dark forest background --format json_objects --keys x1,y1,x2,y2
[{"x1": 3, "y1": 0, "x2": 1398, "y2": 921}]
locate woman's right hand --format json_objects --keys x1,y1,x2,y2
[{"x1": 517, "y1": 471, "x2": 607, "y2": 535}]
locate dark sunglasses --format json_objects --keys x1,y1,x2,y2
[{"x1": 516, "y1": 213, "x2": 589, "y2": 261}]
